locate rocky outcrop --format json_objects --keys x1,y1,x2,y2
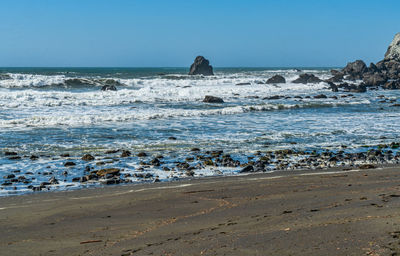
[
  {"x1": 293, "y1": 74, "x2": 322, "y2": 84},
  {"x1": 326, "y1": 33, "x2": 400, "y2": 93},
  {"x1": 266, "y1": 75, "x2": 286, "y2": 84},
  {"x1": 363, "y1": 73, "x2": 387, "y2": 87},
  {"x1": 203, "y1": 95, "x2": 224, "y2": 103},
  {"x1": 189, "y1": 56, "x2": 214, "y2": 76},
  {"x1": 384, "y1": 33, "x2": 400, "y2": 61},
  {"x1": 342, "y1": 60, "x2": 367, "y2": 80}
]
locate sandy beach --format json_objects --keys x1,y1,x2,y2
[{"x1": 1, "y1": 166, "x2": 399, "y2": 256}]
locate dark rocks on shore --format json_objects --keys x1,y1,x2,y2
[
  {"x1": 188, "y1": 56, "x2": 214, "y2": 76},
  {"x1": 266, "y1": 75, "x2": 286, "y2": 84},
  {"x1": 203, "y1": 95, "x2": 224, "y2": 103},
  {"x1": 95, "y1": 168, "x2": 121, "y2": 177},
  {"x1": 293, "y1": 74, "x2": 322, "y2": 84},
  {"x1": 240, "y1": 165, "x2": 254, "y2": 173}
]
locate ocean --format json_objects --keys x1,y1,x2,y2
[{"x1": 1, "y1": 67, "x2": 400, "y2": 196}]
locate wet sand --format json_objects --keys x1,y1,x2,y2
[{"x1": 1, "y1": 167, "x2": 400, "y2": 256}]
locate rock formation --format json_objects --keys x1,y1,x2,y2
[
  {"x1": 384, "y1": 33, "x2": 400, "y2": 61},
  {"x1": 293, "y1": 73, "x2": 322, "y2": 84},
  {"x1": 189, "y1": 56, "x2": 214, "y2": 76},
  {"x1": 323, "y1": 33, "x2": 400, "y2": 92},
  {"x1": 266, "y1": 75, "x2": 286, "y2": 84}
]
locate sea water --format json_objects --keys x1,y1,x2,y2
[{"x1": 1, "y1": 67, "x2": 399, "y2": 195}]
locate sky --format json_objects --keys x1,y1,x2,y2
[{"x1": 0, "y1": 0, "x2": 399, "y2": 67}]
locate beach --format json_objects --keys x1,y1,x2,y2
[{"x1": 1, "y1": 166, "x2": 399, "y2": 255}]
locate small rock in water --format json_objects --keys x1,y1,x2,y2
[
  {"x1": 49, "y1": 176, "x2": 59, "y2": 184},
  {"x1": 30, "y1": 155, "x2": 39, "y2": 160},
  {"x1": 95, "y1": 168, "x2": 120, "y2": 177},
  {"x1": 203, "y1": 95, "x2": 224, "y2": 103},
  {"x1": 105, "y1": 149, "x2": 119, "y2": 154},
  {"x1": 3, "y1": 174, "x2": 15, "y2": 179},
  {"x1": 64, "y1": 162, "x2": 76, "y2": 167},
  {"x1": 8, "y1": 156, "x2": 21, "y2": 160},
  {"x1": 101, "y1": 84, "x2": 117, "y2": 91},
  {"x1": 121, "y1": 150, "x2": 131, "y2": 157},
  {"x1": 314, "y1": 94, "x2": 327, "y2": 99},
  {"x1": 137, "y1": 152, "x2": 147, "y2": 157},
  {"x1": 293, "y1": 74, "x2": 322, "y2": 84},
  {"x1": 82, "y1": 154, "x2": 95, "y2": 161},
  {"x1": 4, "y1": 151, "x2": 18, "y2": 156}
]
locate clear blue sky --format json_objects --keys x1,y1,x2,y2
[{"x1": 0, "y1": 0, "x2": 399, "y2": 67}]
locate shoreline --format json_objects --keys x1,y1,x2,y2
[
  {"x1": 2, "y1": 141, "x2": 400, "y2": 197},
  {"x1": 1, "y1": 166, "x2": 400, "y2": 255}
]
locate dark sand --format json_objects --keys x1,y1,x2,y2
[{"x1": 1, "y1": 167, "x2": 400, "y2": 256}]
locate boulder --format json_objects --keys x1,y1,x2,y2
[
  {"x1": 383, "y1": 80, "x2": 400, "y2": 90},
  {"x1": 363, "y1": 73, "x2": 387, "y2": 87},
  {"x1": 188, "y1": 56, "x2": 214, "y2": 76},
  {"x1": 95, "y1": 168, "x2": 121, "y2": 177},
  {"x1": 101, "y1": 84, "x2": 117, "y2": 91},
  {"x1": 368, "y1": 62, "x2": 380, "y2": 73},
  {"x1": 326, "y1": 81, "x2": 338, "y2": 92},
  {"x1": 326, "y1": 73, "x2": 344, "y2": 83},
  {"x1": 266, "y1": 75, "x2": 286, "y2": 84},
  {"x1": 330, "y1": 69, "x2": 343, "y2": 76},
  {"x1": 203, "y1": 95, "x2": 224, "y2": 103},
  {"x1": 314, "y1": 94, "x2": 327, "y2": 99},
  {"x1": 350, "y1": 83, "x2": 367, "y2": 93},
  {"x1": 292, "y1": 74, "x2": 322, "y2": 84},
  {"x1": 82, "y1": 154, "x2": 95, "y2": 161},
  {"x1": 342, "y1": 60, "x2": 368, "y2": 79}
]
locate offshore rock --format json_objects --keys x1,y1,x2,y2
[
  {"x1": 188, "y1": 56, "x2": 214, "y2": 76},
  {"x1": 266, "y1": 75, "x2": 286, "y2": 84},
  {"x1": 342, "y1": 60, "x2": 367, "y2": 79},
  {"x1": 363, "y1": 73, "x2": 387, "y2": 87},
  {"x1": 101, "y1": 84, "x2": 117, "y2": 91},
  {"x1": 203, "y1": 95, "x2": 224, "y2": 103},
  {"x1": 293, "y1": 74, "x2": 322, "y2": 84}
]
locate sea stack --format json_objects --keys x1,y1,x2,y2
[
  {"x1": 188, "y1": 56, "x2": 214, "y2": 76},
  {"x1": 384, "y1": 33, "x2": 400, "y2": 61}
]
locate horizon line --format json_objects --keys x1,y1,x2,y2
[{"x1": 0, "y1": 66, "x2": 343, "y2": 69}]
